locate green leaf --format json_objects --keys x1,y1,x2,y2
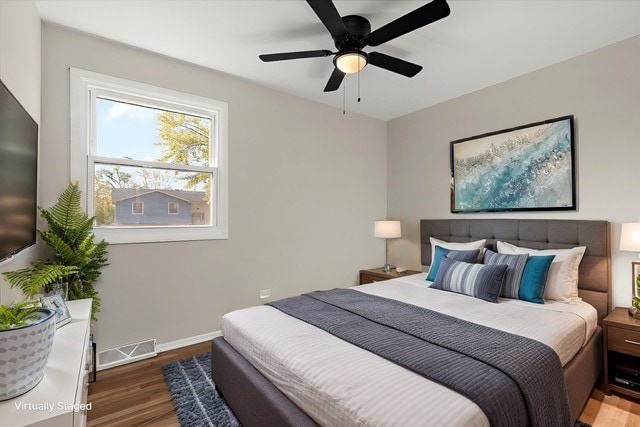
[
  {"x1": 0, "y1": 300, "x2": 44, "y2": 330},
  {"x1": 3, "y1": 182, "x2": 109, "y2": 319}
]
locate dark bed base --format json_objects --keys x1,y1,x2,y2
[
  {"x1": 212, "y1": 219, "x2": 610, "y2": 426},
  {"x1": 211, "y1": 336, "x2": 318, "y2": 427}
]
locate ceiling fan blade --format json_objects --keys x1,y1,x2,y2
[
  {"x1": 306, "y1": 0, "x2": 348, "y2": 39},
  {"x1": 368, "y1": 52, "x2": 423, "y2": 77},
  {"x1": 366, "y1": 0, "x2": 450, "y2": 47},
  {"x1": 324, "y1": 68, "x2": 345, "y2": 92},
  {"x1": 259, "y1": 50, "x2": 333, "y2": 62}
]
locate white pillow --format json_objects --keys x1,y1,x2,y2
[
  {"x1": 497, "y1": 241, "x2": 586, "y2": 303},
  {"x1": 429, "y1": 237, "x2": 486, "y2": 266}
]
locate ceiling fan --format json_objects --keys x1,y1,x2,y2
[{"x1": 259, "y1": 0, "x2": 451, "y2": 92}]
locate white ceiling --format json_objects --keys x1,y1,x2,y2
[{"x1": 36, "y1": 0, "x2": 640, "y2": 121}]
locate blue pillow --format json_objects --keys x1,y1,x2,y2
[
  {"x1": 484, "y1": 249, "x2": 529, "y2": 299},
  {"x1": 430, "y1": 257, "x2": 508, "y2": 303},
  {"x1": 519, "y1": 255, "x2": 556, "y2": 304},
  {"x1": 426, "y1": 246, "x2": 481, "y2": 281}
]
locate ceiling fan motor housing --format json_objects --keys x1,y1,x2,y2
[{"x1": 333, "y1": 15, "x2": 371, "y2": 51}]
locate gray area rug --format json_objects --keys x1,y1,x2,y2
[
  {"x1": 164, "y1": 352, "x2": 591, "y2": 427},
  {"x1": 163, "y1": 353, "x2": 240, "y2": 427}
]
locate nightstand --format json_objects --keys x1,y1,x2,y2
[
  {"x1": 359, "y1": 268, "x2": 421, "y2": 285},
  {"x1": 603, "y1": 307, "x2": 640, "y2": 398}
]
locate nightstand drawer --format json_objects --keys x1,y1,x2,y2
[
  {"x1": 360, "y1": 273, "x2": 388, "y2": 285},
  {"x1": 608, "y1": 326, "x2": 640, "y2": 356}
]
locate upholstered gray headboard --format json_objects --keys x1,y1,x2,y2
[{"x1": 421, "y1": 219, "x2": 611, "y2": 325}]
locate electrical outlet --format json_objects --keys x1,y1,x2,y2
[{"x1": 259, "y1": 289, "x2": 271, "y2": 299}]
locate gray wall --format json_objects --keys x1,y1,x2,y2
[
  {"x1": 41, "y1": 24, "x2": 387, "y2": 352},
  {"x1": 0, "y1": 0, "x2": 41, "y2": 304},
  {"x1": 387, "y1": 35, "x2": 640, "y2": 308}
]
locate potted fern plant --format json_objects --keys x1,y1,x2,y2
[
  {"x1": 2, "y1": 182, "x2": 109, "y2": 319},
  {"x1": 0, "y1": 301, "x2": 56, "y2": 400}
]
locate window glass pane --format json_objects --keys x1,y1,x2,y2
[
  {"x1": 132, "y1": 202, "x2": 144, "y2": 214},
  {"x1": 94, "y1": 164, "x2": 213, "y2": 227},
  {"x1": 95, "y1": 97, "x2": 211, "y2": 167}
]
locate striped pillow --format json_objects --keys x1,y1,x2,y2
[
  {"x1": 430, "y1": 257, "x2": 508, "y2": 303},
  {"x1": 483, "y1": 249, "x2": 529, "y2": 299}
]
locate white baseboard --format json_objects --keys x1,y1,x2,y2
[
  {"x1": 96, "y1": 331, "x2": 222, "y2": 371},
  {"x1": 155, "y1": 330, "x2": 222, "y2": 353}
]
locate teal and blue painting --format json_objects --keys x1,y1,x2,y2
[{"x1": 452, "y1": 118, "x2": 573, "y2": 212}]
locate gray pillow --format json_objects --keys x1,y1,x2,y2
[
  {"x1": 484, "y1": 249, "x2": 529, "y2": 299},
  {"x1": 430, "y1": 257, "x2": 508, "y2": 303}
]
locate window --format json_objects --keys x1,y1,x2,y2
[
  {"x1": 192, "y1": 212, "x2": 205, "y2": 225},
  {"x1": 132, "y1": 202, "x2": 144, "y2": 215},
  {"x1": 70, "y1": 68, "x2": 228, "y2": 243}
]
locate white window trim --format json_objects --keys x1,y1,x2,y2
[
  {"x1": 168, "y1": 202, "x2": 179, "y2": 215},
  {"x1": 70, "y1": 68, "x2": 228, "y2": 244},
  {"x1": 132, "y1": 202, "x2": 144, "y2": 215}
]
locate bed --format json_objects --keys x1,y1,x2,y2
[{"x1": 211, "y1": 219, "x2": 611, "y2": 426}]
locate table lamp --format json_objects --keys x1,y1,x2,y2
[
  {"x1": 374, "y1": 220, "x2": 401, "y2": 273},
  {"x1": 620, "y1": 223, "x2": 640, "y2": 319}
]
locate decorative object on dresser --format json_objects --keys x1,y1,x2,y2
[
  {"x1": 603, "y1": 307, "x2": 640, "y2": 399},
  {"x1": 620, "y1": 222, "x2": 640, "y2": 319},
  {"x1": 2, "y1": 182, "x2": 109, "y2": 320},
  {"x1": 359, "y1": 267, "x2": 421, "y2": 285},
  {"x1": 40, "y1": 293, "x2": 72, "y2": 328},
  {"x1": 450, "y1": 115, "x2": 575, "y2": 213},
  {"x1": 0, "y1": 302, "x2": 56, "y2": 401},
  {"x1": 0, "y1": 299, "x2": 93, "y2": 426},
  {"x1": 374, "y1": 220, "x2": 401, "y2": 272}
]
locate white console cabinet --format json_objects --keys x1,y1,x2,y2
[{"x1": 0, "y1": 299, "x2": 93, "y2": 427}]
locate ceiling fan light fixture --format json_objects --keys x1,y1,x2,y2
[{"x1": 335, "y1": 51, "x2": 368, "y2": 74}]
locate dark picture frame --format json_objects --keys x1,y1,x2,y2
[{"x1": 450, "y1": 115, "x2": 576, "y2": 213}]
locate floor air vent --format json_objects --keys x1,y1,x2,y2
[{"x1": 97, "y1": 339, "x2": 157, "y2": 370}]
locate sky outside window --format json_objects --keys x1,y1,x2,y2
[{"x1": 95, "y1": 98, "x2": 160, "y2": 161}]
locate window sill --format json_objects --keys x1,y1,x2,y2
[{"x1": 93, "y1": 225, "x2": 228, "y2": 244}]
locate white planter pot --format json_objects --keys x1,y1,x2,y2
[{"x1": 0, "y1": 309, "x2": 56, "y2": 401}]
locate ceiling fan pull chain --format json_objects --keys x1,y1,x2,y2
[
  {"x1": 342, "y1": 79, "x2": 346, "y2": 115},
  {"x1": 357, "y1": 56, "x2": 361, "y2": 103}
]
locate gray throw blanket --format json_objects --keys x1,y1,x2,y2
[{"x1": 268, "y1": 288, "x2": 571, "y2": 427}]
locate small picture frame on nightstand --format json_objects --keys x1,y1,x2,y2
[{"x1": 40, "y1": 293, "x2": 72, "y2": 328}]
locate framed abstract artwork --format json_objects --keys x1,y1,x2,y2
[{"x1": 450, "y1": 115, "x2": 575, "y2": 213}]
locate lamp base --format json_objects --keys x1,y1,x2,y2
[
  {"x1": 629, "y1": 306, "x2": 640, "y2": 320},
  {"x1": 382, "y1": 263, "x2": 395, "y2": 273}
]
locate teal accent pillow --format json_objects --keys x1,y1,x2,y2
[
  {"x1": 519, "y1": 255, "x2": 556, "y2": 304},
  {"x1": 430, "y1": 258, "x2": 508, "y2": 303},
  {"x1": 426, "y1": 246, "x2": 480, "y2": 281}
]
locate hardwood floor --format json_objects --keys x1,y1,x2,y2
[
  {"x1": 88, "y1": 342, "x2": 640, "y2": 426},
  {"x1": 87, "y1": 341, "x2": 210, "y2": 427}
]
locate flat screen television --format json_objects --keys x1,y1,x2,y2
[{"x1": 0, "y1": 79, "x2": 38, "y2": 262}]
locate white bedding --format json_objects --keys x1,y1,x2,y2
[{"x1": 221, "y1": 273, "x2": 598, "y2": 427}]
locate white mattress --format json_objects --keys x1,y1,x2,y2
[{"x1": 221, "y1": 273, "x2": 598, "y2": 427}]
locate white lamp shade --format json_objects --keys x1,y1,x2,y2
[
  {"x1": 374, "y1": 220, "x2": 401, "y2": 239},
  {"x1": 620, "y1": 223, "x2": 640, "y2": 252}
]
